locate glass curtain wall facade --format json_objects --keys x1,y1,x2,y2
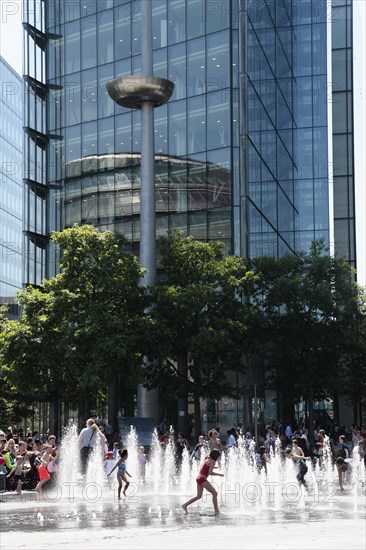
[
  {"x1": 23, "y1": 0, "x2": 58, "y2": 285},
  {"x1": 331, "y1": 0, "x2": 356, "y2": 271},
  {"x1": 23, "y1": 0, "x2": 341, "y2": 286},
  {"x1": 0, "y1": 57, "x2": 23, "y2": 318},
  {"x1": 22, "y1": 0, "x2": 362, "y2": 428},
  {"x1": 28, "y1": 0, "x2": 239, "y2": 282},
  {"x1": 243, "y1": 0, "x2": 329, "y2": 259}
]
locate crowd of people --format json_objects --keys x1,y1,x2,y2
[
  {"x1": 0, "y1": 418, "x2": 365, "y2": 504},
  {"x1": 180, "y1": 421, "x2": 366, "y2": 512},
  {"x1": 0, "y1": 428, "x2": 59, "y2": 494}
]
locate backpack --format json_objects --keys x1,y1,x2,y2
[{"x1": 34, "y1": 454, "x2": 42, "y2": 467}]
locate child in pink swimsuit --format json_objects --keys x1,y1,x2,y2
[{"x1": 182, "y1": 450, "x2": 223, "y2": 514}]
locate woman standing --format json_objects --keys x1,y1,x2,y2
[
  {"x1": 78, "y1": 418, "x2": 104, "y2": 476},
  {"x1": 208, "y1": 429, "x2": 222, "y2": 452}
]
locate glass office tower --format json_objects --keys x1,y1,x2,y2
[
  {"x1": 24, "y1": 0, "x2": 359, "y2": 282},
  {"x1": 22, "y1": 0, "x2": 361, "y2": 425},
  {"x1": 0, "y1": 56, "x2": 23, "y2": 318},
  {"x1": 331, "y1": 0, "x2": 357, "y2": 272}
]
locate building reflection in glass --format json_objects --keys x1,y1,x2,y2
[{"x1": 63, "y1": 153, "x2": 232, "y2": 255}]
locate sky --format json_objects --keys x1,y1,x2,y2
[
  {"x1": 0, "y1": 0, "x2": 365, "y2": 286},
  {"x1": 0, "y1": 0, "x2": 23, "y2": 74}
]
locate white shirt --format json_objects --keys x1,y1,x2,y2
[
  {"x1": 79, "y1": 427, "x2": 99, "y2": 448},
  {"x1": 226, "y1": 434, "x2": 237, "y2": 449}
]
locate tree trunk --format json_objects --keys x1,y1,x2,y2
[
  {"x1": 63, "y1": 400, "x2": 70, "y2": 427},
  {"x1": 243, "y1": 387, "x2": 251, "y2": 432},
  {"x1": 49, "y1": 390, "x2": 60, "y2": 437},
  {"x1": 333, "y1": 393, "x2": 339, "y2": 425},
  {"x1": 84, "y1": 393, "x2": 92, "y2": 420},
  {"x1": 308, "y1": 388, "x2": 315, "y2": 445},
  {"x1": 177, "y1": 354, "x2": 189, "y2": 436},
  {"x1": 108, "y1": 376, "x2": 119, "y2": 432},
  {"x1": 124, "y1": 385, "x2": 136, "y2": 417},
  {"x1": 194, "y1": 392, "x2": 202, "y2": 437}
]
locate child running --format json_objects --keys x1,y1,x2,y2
[
  {"x1": 137, "y1": 445, "x2": 147, "y2": 483},
  {"x1": 181, "y1": 449, "x2": 224, "y2": 515},
  {"x1": 104, "y1": 450, "x2": 116, "y2": 489},
  {"x1": 107, "y1": 448, "x2": 132, "y2": 499},
  {"x1": 34, "y1": 445, "x2": 53, "y2": 496}
]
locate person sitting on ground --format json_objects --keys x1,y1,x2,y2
[
  {"x1": 3, "y1": 439, "x2": 16, "y2": 473},
  {"x1": 7, "y1": 454, "x2": 26, "y2": 494},
  {"x1": 0, "y1": 456, "x2": 7, "y2": 476},
  {"x1": 32, "y1": 439, "x2": 43, "y2": 453}
]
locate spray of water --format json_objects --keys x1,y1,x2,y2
[{"x1": 55, "y1": 424, "x2": 365, "y2": 509}]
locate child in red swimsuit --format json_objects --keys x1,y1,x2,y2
[{"x1": 181, "y1": 449, "x2": 223, "y2": 515}]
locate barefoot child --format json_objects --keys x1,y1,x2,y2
[
  {"x1": 104, "y1": 451, "x2": 116, "y2": 489},
  {"x1": 7, "y1": 454, "x2": 26, "y2": 494},
  {"x1": 138, "y1": 446, "x2": 147, "y2": 483},
  {"x1": 107, "y1": 448, "x2": 132, "y2": 499},
  {"x1": 181, "y1": 449, "x2": 224, "y2": 515},
  {"x1": 34, "y1": 445, "x2": 53, "y2": 496}
]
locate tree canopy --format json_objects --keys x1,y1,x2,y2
[
  {"x1": 143, "y1": 232, "x2": 263, "y2": 431},
  {"x1": 1, "y1": 228, "x2": 365, "y2": 430},
  {"x1": 252, "y1": 241, "x2": 366, "y2": 429},
  {"x1": 0, "y1": 225, "x2": 148, "y2": 403}
]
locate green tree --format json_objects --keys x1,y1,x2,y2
[
  {"x1": 252, "y1": 241, "x2": 366, "y2": 438},
  {"x1": 337, "y1": 289, "x2": 366, "y2": 423},
  {"x1": 0, "y1": 224, "x2": 148, "y2": 425},
  {"x1": 0, "y1": 307, "x2": 33, "y2": 425},
  {"x1": 143, "y1": 232, "x2": 262, "y2": 435}
]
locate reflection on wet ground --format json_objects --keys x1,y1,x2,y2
[{"x1": 1, "y1": 492, "x2": 365, "y2": 534}]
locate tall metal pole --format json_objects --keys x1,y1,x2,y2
[
  {"x1": 107, "y1": 0, "x2": 174, "y2": 424},
  {"x1": 140, "y1": 0, "x2": 156, "y2": 288},
  {"x1": 137, "y1": 0, "x2": 158, "y2": 420},
  {"x1": 254, "y1": 384, "x2": 258, "y2": 443}
]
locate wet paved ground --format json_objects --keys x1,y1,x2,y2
[{"x1": 1, "y1": 485, "x2": 365, "y2": 548}]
